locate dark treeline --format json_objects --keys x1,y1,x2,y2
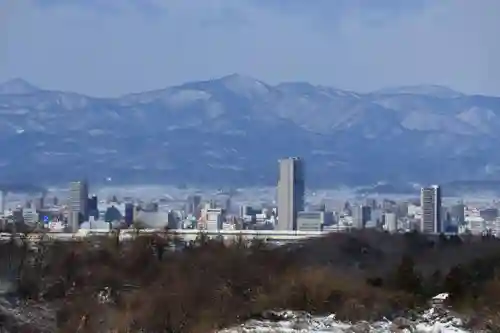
[{"x1": 1, "y1": 230, "x2": 500, "y2": 332}]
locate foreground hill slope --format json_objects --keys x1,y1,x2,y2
[{"x1": 1, "y1": 231, "x2": 500, "y2": 332}]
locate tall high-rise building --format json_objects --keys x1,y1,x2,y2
[
  {"x1": 397, "y1": 202, "x2": 409, "y2": 218},
  {"x1": 384, "y1": 212, "x2": 398, "y2": 233},
  {"x1": 124, "y1": 203, "x2": 135, "y2": 226},
  {"x1": 0, "y1": 190, "x2": 4, "y2": 215},
  {"x1": 186, "y1": 195, "x2": 202, "y2": 217},
  {"x1": 201, "y1": 203, "x2": 223, "y2": 231},
  {"x1": 68, "y1": 180, "x2": 89, "y2": 230},
  {"x1": 277, "y1": 157, "x2": 305, "y2": 231},
  {"x1": 88, "y1": 194, "x2": 98, "y2": 212},
  {"x1": 34, "y1": 196, "x2": 44, "y2": 211},
  {"x1": 352, "y1": 205, "x2": 371, "y2": 229},
  {"x1": 167, "y1": 211, "x2": 179, "y2": 230},
  {"x1": 87, "y1": 194, "x2": 99, "y2": 220},
  {"x1": 420, "y1": 185, "x2": 442, "y2": 234},
  {"x1": 450, "y1": 203, "x2": 465, "y2": 226},
  {"x1": 365, "y1": 198, "x2": 377, "y2": 210}
]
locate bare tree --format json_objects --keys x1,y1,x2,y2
[{"x1": 132, "y1": 220, "x2": 146, "y2": 237}]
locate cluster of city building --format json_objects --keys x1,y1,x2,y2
[{"x1": 0, "y1": 157, "x2": 499, "y2": 236}]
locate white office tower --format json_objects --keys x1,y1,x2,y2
[
  {"x1": 134, "y1": 210, "x2": 169, "y2": 229},
  {"x1": 489, "y1": 218, "x2": 500, "y2": 237},
  {"x1": 385, "y1": 212, "x2": 397, "y2": 233},
  {"x1": 296, "y1": 211, "x2": 333, "y2": 232},
  {"x1": 68, "y1": 180, "x2": 89, "y2": 231},
  {"x1": 420, "y1": 185, "x2": 442, "y2": 234},
  {"x1": 22, "y1": 208, "x2": 38, "y2": 225},
  {"x1": 201, "y1": 203, "x2": 223, "y2": 231},
  {"x1": 352, "y1": 205, "x2": 371, "y2": 229},
  {"x1": 68, "y1": 211, "x2": 80, "y2": 232},
  {"x1": 0, "y1": 190, "x2": 4, "y2": 216},
  {"x1": 450, "y1": 203, "x2": 465, "y2": 226},
  {"x1": 277, "y1": 157, "x2": 305, "y2": 231}
]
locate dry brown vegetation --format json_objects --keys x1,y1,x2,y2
[{"x1": 3, "y1": 230, "x2": 500, "y2": 332}]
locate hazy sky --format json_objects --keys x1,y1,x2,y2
[{"x1": 0, "y1": 0, "x2": 498, "y2": 96}]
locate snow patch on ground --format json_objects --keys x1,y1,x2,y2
[{"x1": 220, "y1": 295, "x2": 470, "y2": 333}]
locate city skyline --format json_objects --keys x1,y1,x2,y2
[{"x1": 1, "y1": 155, "x2": 493, "y2": 237}]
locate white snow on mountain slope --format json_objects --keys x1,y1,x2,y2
[
  {"x1": 372, "y1": 85, "x2": 464, "y2": 98},
  {"x1": 0, "y1": 78, "x2": 40, "y2": 95},
  {"x1": 218, "y1": 74, "x2": 270, "y2": 98}
]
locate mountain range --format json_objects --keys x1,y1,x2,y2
[{"x1": 0, "y1": 74, "x2": 499, "y2": 188}]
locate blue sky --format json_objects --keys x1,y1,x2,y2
[{"x1": 0, "y1": 0, "x2": 498, "y2": 96}]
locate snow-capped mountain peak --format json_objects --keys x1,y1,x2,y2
[
  {"x1": 216, "y1": 73, "x2": 270, "y2": 97},
  {"x1": 0, "y1": 78, "x2": 40, "y2": 95}
]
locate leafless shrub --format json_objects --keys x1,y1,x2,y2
[{"x1": 2, "y1": 230, "x2": 500, "y2": 331}]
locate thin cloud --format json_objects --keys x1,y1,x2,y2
[{"x1": 1, "y1": 0, "x2": 498, "y2": 96}]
